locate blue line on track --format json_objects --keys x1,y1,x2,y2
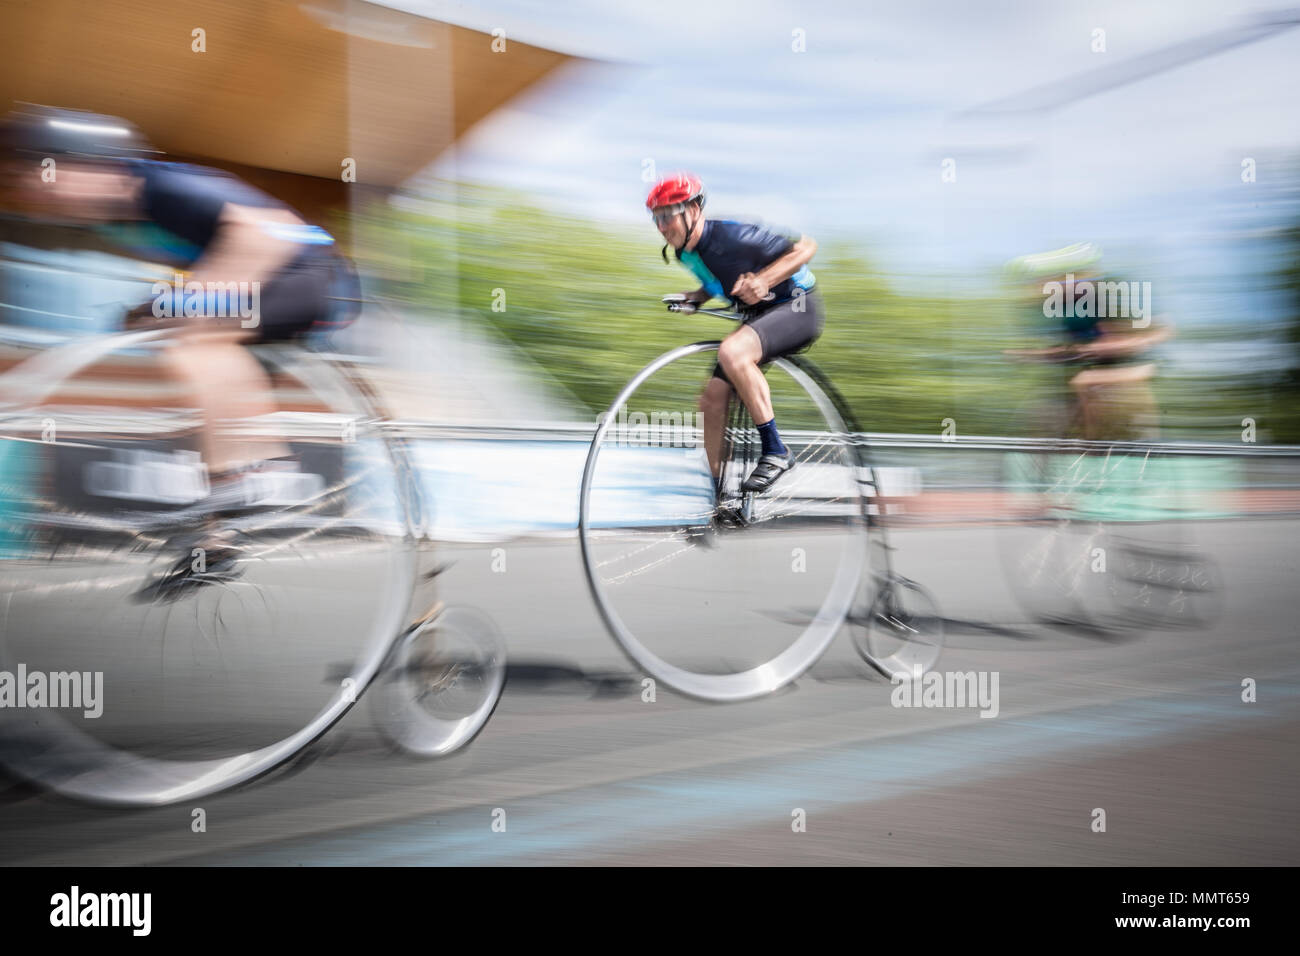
[{"x1": 187, "y1": 678, "x2": 1298, "y2": 866}]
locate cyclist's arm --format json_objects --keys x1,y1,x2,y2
[
  {"x1": 754, "y1": 235, "x2": 817, "y2": 291},
  {"x1": 184, "y1": 203, "x2": 310, "y2": 294},
  {"x1": 1080, "y1": 321, "x2": 1173, "y2": 359},
  {"x1": 1004, "y1": 343, "x2": 1075, "y2": 361},
  {"x1": 1097, "y1": 320, "x2": 1173, "y2": 341},
  {"x1": 684, "y1": 286, "x2": 713, "y2": 304}
]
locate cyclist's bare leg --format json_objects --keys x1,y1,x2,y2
[
  {"x1": 1127, "y1": 380, "x2": 1160, "y2": 439},
  {"x1": 1071, "y1": 363, "x2": 1157, "y2": 440},
  {"x1": 159, "y1": 326, "x2": 291, "y2": 475},
  {"x1": 717, "y1": 325, "x2": 773, "y2": 425},
  {"x1": 699, "y1": 376, "x2": 732, "y2": 481}
]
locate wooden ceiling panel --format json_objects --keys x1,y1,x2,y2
[{"x1": 0, "y1": 0, "x2": 575, "y2": 186}]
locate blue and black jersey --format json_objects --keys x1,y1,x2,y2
[
  {"x1": 126, "y1": 160, "x2": 338, "y2": 265},
  {"x1": 674, "y1": 219, "x2": 815, "y2": 312},
  {"x1": 113, "y1": 160, "x2": 360, "y2": 332}
]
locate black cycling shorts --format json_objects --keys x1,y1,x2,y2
[
  {"x1": 248, "y1": 252, "x2": 335, "y2": 342},
  {"x1": 712, "y1": 289, "x2": 825, "y2": 384}
]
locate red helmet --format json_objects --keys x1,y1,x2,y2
[{"x1": 645, "y1": 172, "x2": 705, "y2": 212}]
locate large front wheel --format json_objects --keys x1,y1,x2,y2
[
  {"x1": 578, "y1": 343, "x2": 867, "y2": 702},
  {"x1": 0, "y1": 332, "x2": 418, "y2": 805}
]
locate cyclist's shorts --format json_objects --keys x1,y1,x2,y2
[
  {"x1": 712, "y1": 289, "x2": 825, "y2": 383},
  {"x1": 249, "y1": 251, "x2": 337, "y2": 342}
]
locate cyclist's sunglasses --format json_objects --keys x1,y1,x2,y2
[{"x1": 651, "y1": 204, "x2": 689, "y2": 225}]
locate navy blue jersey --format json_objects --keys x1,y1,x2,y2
[
  {"x1": 675, "y1": 219, "x2": 814, "y2": 311},
  {"x1": 128, "y1": 160, "x2": 337, "y2": 265},
  {"x1": 120, "y1": 160, "x2": 359, "y2": 328}
]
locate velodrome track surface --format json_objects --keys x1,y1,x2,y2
[{"x1": 1, "y1": 518, "x2": 1296, "y2": 866}]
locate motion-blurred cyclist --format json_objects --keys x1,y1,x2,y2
[
  {"x1": 646, "y1": 172, "x2": 821, "y2": 496},
  {"x1": 0, "y1": 104, "x2": 359, "y2": 596},
  {"x1": 1005, "y1": 242, "x2": 1172, "y2": 441}
]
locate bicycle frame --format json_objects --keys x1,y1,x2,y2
[{"x1": 679, "y1": 303, "x2": 900, "y2": 594}]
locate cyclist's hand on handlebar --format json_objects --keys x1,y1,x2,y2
[
  {"x1": 663, "y1": 293, "x2": 698, "y2": 314},
  {"x1": 730, "y1": 272, "x2": 770, "y2": 305}
]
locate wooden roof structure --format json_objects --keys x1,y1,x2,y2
[{"x1": 0, "y1": 0, "x2": 574, "y2": 189}]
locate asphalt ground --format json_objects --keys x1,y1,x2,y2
[{"x1": 0, "y1": 518, "x2": 1295, "y2": 866}]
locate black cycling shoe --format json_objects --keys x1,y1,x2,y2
[
  {"x1": 713, "y1": 503, "x2": 749, "y2": 529},
  {"x1": 131, "y1": 541, "x2": 245, "y2": 605},
  {"x1": 741, "y1": 453, "x2": 795, "y2": 493}
]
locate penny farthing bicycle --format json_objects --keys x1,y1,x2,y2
[
  {"x1": 0, "y1": 292, "x2": 506, "y2": 806},
  {"x1": 577, "y1": 296, "x2": 944, "y2": 702}
]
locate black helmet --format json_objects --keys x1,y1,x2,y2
[{"x1": 0, "y1": 104, "x2": 158, "y2": 161}]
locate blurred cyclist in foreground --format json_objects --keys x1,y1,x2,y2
[
  {"x1": 1005, "y1": 242, "x2": 1173, "y2": 441},
  {"x1": 646, "y1": 172, "x2": 820, "y2": 496},
  {"x1": 0, "y1": 104, "x2": 357, "y2": 596}
]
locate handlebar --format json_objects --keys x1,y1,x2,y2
[{"x1": 662, "y1": 292, "x2": 773, "y2": 323}]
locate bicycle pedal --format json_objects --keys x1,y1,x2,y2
[{"x1": 713, "y1": 503, "x2": 749, "y2": 528}]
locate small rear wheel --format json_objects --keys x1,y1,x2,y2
[
  {"x1": 368, "y1": 605, "x2": 507, "y2": 757},
  {"x1": 852, "y1": 575, "x2": 945, "y2": 679}
]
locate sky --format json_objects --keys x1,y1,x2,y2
[{"x1": 364, "y1": 0, "x2": 1300, "y2": 329}]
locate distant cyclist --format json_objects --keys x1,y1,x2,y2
[
  {"x1": 0, "y1": 104, "x2": 360, "y2": 596},
  {"x1": 1005, "y1": 242, "x2": 1172, "y2": 441},
  {"x1": 646, "y1": 172, "x2": 821, "y2": 496}
]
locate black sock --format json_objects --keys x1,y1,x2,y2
[{"x1": 756, "y1": 418, "x2": 788, "y2": 457}]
